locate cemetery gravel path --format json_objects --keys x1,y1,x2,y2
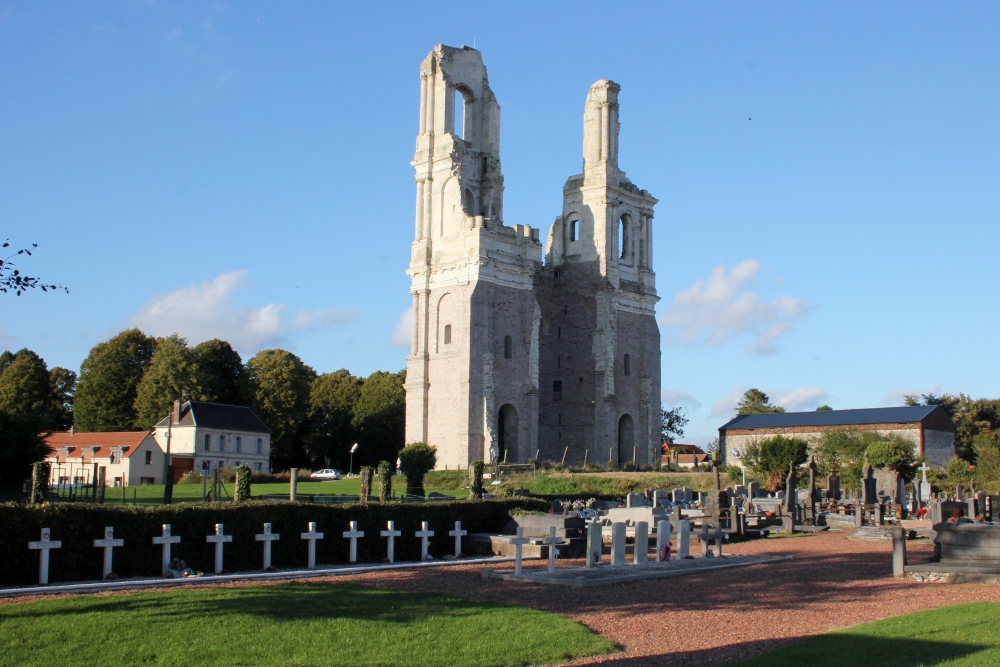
[{"x1": 343, "y1": 530, "x2": 1000, "y2": 666}]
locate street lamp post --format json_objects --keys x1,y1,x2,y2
[{"x1": 349, "y1": 443, "x2": 359, "y2": 476}]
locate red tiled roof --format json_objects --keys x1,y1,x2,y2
[{"x1": 43, "y1": 431, "x2": 152, "y2": 459}]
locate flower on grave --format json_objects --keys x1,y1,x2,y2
[{"x1": 105, "y1": 572, "x2": 119, "y2": 580}]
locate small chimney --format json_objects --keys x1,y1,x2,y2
[
  {"x1": 70, "y1": 425, "x2": 75, "y2": 435},
  {"x1": 172, "y1": 400, "x2": 182, "y2": 425}
]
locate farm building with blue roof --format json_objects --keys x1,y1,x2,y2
[{"x1": 719, "y1": 405, "x2": 956, "y2": 469}]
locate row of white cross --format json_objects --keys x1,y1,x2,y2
[
  {"x1": 27, "y1": 520, "x2": 470, "y2": 586},
  {"x1": 507, "y1": 519, "x2": 695, "y2": 575}
]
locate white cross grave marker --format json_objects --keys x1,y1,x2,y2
[
  {"x1": 93, "y1": 526, "x2": 124, "y2": 579},
  {"x1": 415, "y1": 521, "x2": 434, "y2": 561},
  {"x1": 206, "y1": 523, "x2": 232, "y2": 574},
  {"x1": 301, "y1": 522, "x2": 324, "y2": 569},
  {"x1": 255, "y1": 523, "x2": 280, "y2": 570},
  {"x1": 380, "y1": 521, "x2": 402, "y2": 563},
  {"x1": 543, "y1": 525, "x2": 563, "y2": 573},
  {"x1": 448, "y1": 521, "x2": 467, "y2": 558},
  {"x1": 509, "y1": 526, "x2": 531, "y2": 575},
  {"x1": 28, "y1": 527, "x2": 61, "y2": 585},
  {"x1": 343, "y1": 521, "x2": 363, "y2": 564},
  {"x1": 152, "y1": 524, "x2": 181, "y2": 576}
]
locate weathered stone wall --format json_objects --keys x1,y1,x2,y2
[{"x1": 924, "y1": 429, "x2": 955, "y2": 467}]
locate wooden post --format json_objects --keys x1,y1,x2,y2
[
  {"x1": 534, "y1": 449, "x2": 540, "y2": 463},
  {"x1": 891, "y1": 526, "x2": 906, "y2": 577},
  {"x1": 632, "y1": 445, "x2": 637, "y2": 469},
  {"x1": 561, "y1": 446, "x2": 569, "y2": 467},
  {"x1": 92, "y1": 463, "x2": 98, "y2": 499},
  {"x1": 290, "y1": 468, "x2": 298, "y2": 502},
  {"x1": 163, "y1": 465, "x2": 175, "y2": 505},
  {"x1": 583, "y1": 449, "x2": 589, "y2": 468},
  {"x1": 608, "y1": 447, "x2": 614, "y2": 470}
]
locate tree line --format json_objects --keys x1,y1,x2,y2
[{"x1": 0, "y1": 328, "x2": 406, "y2": 484}]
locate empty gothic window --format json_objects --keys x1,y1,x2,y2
[
  {"x1": 454, "y1": 89, "x2": 465, "y2": 139},
  {"x1": 553, "y1": 380, "x2": 562, "y2": 401},
  {"x1": 570, "y1": 220, "x2": 579, "y2": 242},
  {"x1": 619, "y1": 216, "x2": 629, "y2": 259},
  {"x1": 504, "y1": 335, "x2": 512, "y2": 359},
  {"x1": 624, "y1": 354, "x2": 631, "y2": 376},
  {"x1": 444, "y1": 324, "x2": 452, "y2": 345}
]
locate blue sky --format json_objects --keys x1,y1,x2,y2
[{"x1": 3, "y1": 2, "x2": 999, "y2": 446}]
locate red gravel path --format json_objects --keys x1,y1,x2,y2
[{"x1": 6, "y1": 531, "x2": 1000, "y2": 665}]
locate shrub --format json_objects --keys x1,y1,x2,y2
[
  {"x1": 0, "y1": 497, "x2": 547, "y2": 586},
  {"x1": 178, "y1": 470, "x2": 204, "y2": 485},
  {"x1": 235, "y1": 465, "x2": 252, "y2": 502},
  {"x1": 399, "y1": 443, "x2": 437, "y2": 497},
  {"x1": 469, "y1": 461, "x2": 485, "y2": 499},
  {"x1": 865, "y1": 436, "x2": 917, "y2": 478},
  {"x1": 376, "y1": 461, "x2": 393, "y2": 502},
  {"x1": 743, "y1": 435, "x2": 809, "y2": 491},
  {"x1": 31, "y1": 462, "x2": 49, "y2": 505}
]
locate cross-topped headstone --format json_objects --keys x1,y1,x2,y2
[
  {"x1": 93, "y1": 526, "x2": 124, "y2": 579},
  {"x1": 300, "y1": 522, "x2": 325, "y2": 569},
  {"x1": 152, "y1": 524, "x2": 182, "y2": 576},
  {"x1": 542, "y1": 526, "x2": 562, "y2": 573},
  {"x1": 342, "y1": 521, "x2": 363, "y2": 564},
  {"x1": 206, "y1": 524, "x2": 232, "y2": 574},
  {"x1": 380, "y1": 521, "x2": 402, "y2": 563},
  {"x1": 509, "y1": 527, "x2": 531, "y2": 575},
  {"x1": 255, "y1": 523, "x2": 280, "y2": 570},
  {"x1": 448, "y1": 521, "x2": 467, "y2": 558},
  {"x1": 28, "y1": 527, "x2": 61, "y2": 585},
  {"x1": 415, "y1": 521, "x2": 434, "y2": 561}
]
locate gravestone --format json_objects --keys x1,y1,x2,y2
[
  {"x1": 93, "y1": 526, "x2": 124, "y2": 579},
  {"x1": 634, "y1": 521, "x2": 649, "y2": 565},
  {"x1": 652, "y1": 490, "x2": 670, "y2": 509},
  {"x1": 380, "y1": 521, "x2": 402, "y2": 563},
  {"x1": 655, "y1": 519, "x2": 671, "y2": 561},
  {"x1": 585, "y1": 520, "x2": 602, "y2": 568},
  {"x1": 783, "y1": 463, "x2": 797, "y2": 515},
  {"x1": 449, "y1": 521, "x2": 467, "y2": 558},
  {"x1": 807, "y1": 455, "x2": 820, "y2": 503},
  {"x1": 677, "y1": 520, "x2": 691, "y2": 558},
  {"x1": 28, "y1": 527, "x2": 62, "y2": 585},
  {"x1": 861, "y1": 460, "x2": 878, "y2": 505},
  {"x1": 826, "y1": 472, "x2": 840, "y2": 502},
  {"x1": 206, "y1": 524, "x2": 232, "y2": 574},
  {"x1": 255, "y1": 523, "x2": 280, "y2": 570},
  {"x1": 543, "y1": 526, "x2": 562, "y2": 573},
  {"x1": 415, "y1": 522, "x2": 434, "y2": 560},
  {"x1": 919, "y1": 462, "x2": 932, "y2": 505},
  {"x1": 303, "y1": 522, "x2": 325, "y2": 569},
  {"x1": 626, "y1": 492, "x2": 646, "y2": 508},
  {"x1": 509, "y1": 527, "x2": 531, "y2": 575},
  {"x1": 154, "y1": 524, "x2": 182, "y2": 576},
  {"x1": 747, "y1": 481, "x2": 760, "y2": 498},
  {"x1": 610, "y1": 522, "x2": 627, "y2": 566}
]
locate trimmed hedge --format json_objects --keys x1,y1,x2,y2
[{"x1": 0, "y1": 498, "x2": 547, "y2": 586}]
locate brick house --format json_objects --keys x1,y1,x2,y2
[{"x1": 43, "y1": 430, "x2": 165, "y2": 488}]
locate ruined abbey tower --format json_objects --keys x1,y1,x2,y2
[{"x1": 404, "y1": 45, "x2": 660, "y2": 470}]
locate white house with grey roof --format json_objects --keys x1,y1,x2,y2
[
  {"x1": 153, "y1": 400, "x2": 271, "y2": 478},
  {"x1": 719, "y1": 406, "x2": 956, "y2": 470}
]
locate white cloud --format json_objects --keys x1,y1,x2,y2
[
  {"x1": 659, "y1": 260, "x2": 806, "y2": 355},
  {"x1": 391, "y1": 306, "x2": 413, "y2": 347},
  {"x1": 880, "y1": 384, "x2": 943, "y2": 407},
  {"x1": 129, "y1": 270, "x2": 357, "y2": 353},
  {"x1": 711, "y1": 386, "x2": 746, "y2": 418},
  {"x1": 775, "y1": 387, "x2": 829, "y2": 412},
  {"x1": 661, "y1": 389, "x2": 702, "y2": 411}
]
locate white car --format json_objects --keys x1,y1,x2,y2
[{"x1": 310, "y1": 469, "x2": 342, "y2": 480}]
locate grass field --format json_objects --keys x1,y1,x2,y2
[
  {"x1": 0, "y1": 582, "x2": 615, "y2": 667},
  {"x1": 733, "y1": 602, "x2": 1000, "y2": 667}
]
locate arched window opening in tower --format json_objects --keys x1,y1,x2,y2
[
  {"x1": 504, "y1": 335, "x2": 512, "y2": 359},
  {"x1": 453, "y1": 88, "x2": 465, "y2": 139},
  {"x1": 444, "y1": 324, "x2": 452, "y2": 345},
  {"x1": 570, "y1": 220, "x2": 579, "y2": 242}
]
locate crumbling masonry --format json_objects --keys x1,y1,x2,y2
[{"x1": 404, "y1": 45, "x2": 660, "y2": 470}]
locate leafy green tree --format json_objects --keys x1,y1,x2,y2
[
  {"x1": 944, "y1": 455, "x2": 976, "y2": 486},
  {"x1": 814, "y1": 430, "x2": 870, "y2": 487},
  {"x1": 0, "y1": 350, "x2": 13, "y2": 376},
  {"x1": 134, "y1": 334, "x2": 203, "y2": 429},
  {"x1": 48, "y1": 367, "x2": 76, "y2": 430},
  {"x1": 352, "y1": 370, "x2": 406, "y2": 467},
  {"x1": 247, "y1": 349, "x2": 316, "y2": 470},
  {"x1": 815, "y1": 405, "x2": 833, "y2": 411},
  {"x1": 972, "y1": 430, "x2": 1000, "y2": 488},
  {"x1": 865, "y1": 434, "x2": 917, "y2": 478},
  {"x1": 1, "y1": 240, "x2": 67, "y2": 296},
  {"x1": 0, "y1": 410, "x2": 48, "y2": 486},
  {"x1": 0, "y1": 349, "x2": 56, "y2": 428},
  {"x1": 742, "y1": 435, "x2": 808, "y2": 491},
  {"x1": 306, "y1": 370, "x2": 363, "y2": 469},
  {"x1": 735, "y1": 388, "x2": 785, "y2": 415},
  {"x1": 398, "y1": 442, "x2": 437, "y2": 497},
  {"x1": 74, "y1": 329, "x2": 157, "y2": 432},
  {"x1": 193, "y1": 339, "x2": 248, "y2": 405},
  {"x1": 660, "y1": 406, "x2": 688, "y2": 444}
]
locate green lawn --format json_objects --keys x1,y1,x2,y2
[
  {"x1": 87, "y1": 472, "x2": 470, "y2": 505},
  {"x1": 0, "y1": 582, "x2": 615, "y2": 667},
  {"x1": 732, "y1": 602, "x2": 1000, "y2": 667}
]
